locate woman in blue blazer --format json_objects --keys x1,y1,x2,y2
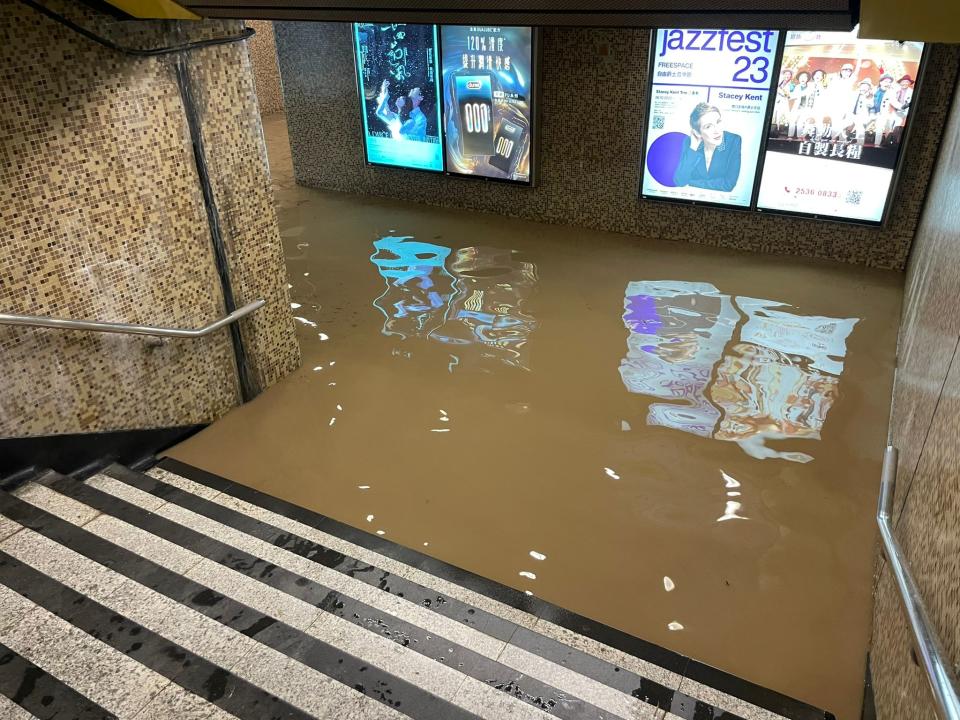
[{"x1": 673, "y1": 103, "x2": 742, "y2": 192}]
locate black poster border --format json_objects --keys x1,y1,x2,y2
[
  {"x1": 754, "y1": 34, "x2": 930, "y2": 228},
  {"x1": 637, "y1": 27, "x2": 784, "y2": 213}
]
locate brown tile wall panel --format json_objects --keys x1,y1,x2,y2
[
  {"x1": 0, "y1": 0, "x2": 299, "y2": 437},
  {"x1": 275, "y1": 22, "x2": 960, "y2": 270},
  {"x1": 187, "y1": 38, "x2": 301, "y2": 390},
  {"x1": 871, "y1": 74, "x2": 960, "y2": 720},
  {"x1": 247, "y1": 20, "x2": 284, "y2": 115}
]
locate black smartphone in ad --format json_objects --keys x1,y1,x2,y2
[
  {"x1": 488, "y1": 119, "x2": 526, "y2": 176},
  {"x1": 453, "y1": 74, "x2": 496, "y2": 156}
]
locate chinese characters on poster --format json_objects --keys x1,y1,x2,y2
[
  {"x1": 756, "y1": 30, "x2": 924, "y2": 222},
  {"x1": 353, "y1": 23, "x2": 444, "y2": 172},
  {"x1": 641, "y1": 28, "x2": 780, "y2": 207},
  {"x1": 440, "y1": 26, "x2": 534, "y2": 183}
]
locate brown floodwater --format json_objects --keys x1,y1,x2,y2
[{"x1": 167, "y1": 114, "x2": 903, "y2": 720}]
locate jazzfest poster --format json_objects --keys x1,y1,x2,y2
[
  {"x1": 641, "y1": 28, "x2": 780, "y2": 207},
  {"x1": 441, "y1": 26, "x2": 534, "y2": 183},
  {"x1": 353, "y1": 23, "x2": 444, "y2": 172},
  {"x1": 756, "y1": 30, "x2": 924, "y2": 222}
]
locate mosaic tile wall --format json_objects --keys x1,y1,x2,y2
[
  {"x1": 247, "y1": 20, "x2": 284, "y2": 114},
  {"x1": 0, "y1": 0, "x2": 299, "y2": 438},
  {"x1": 276, "y1": 22, "x2": 960, "y2": 270},
  {"x1": 871, "y1": 72, "x2": 960, "y2": 720}
]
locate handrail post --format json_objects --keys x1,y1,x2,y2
[{"x1": 877, "y1": 445, "x2": 960, "y2": 720}]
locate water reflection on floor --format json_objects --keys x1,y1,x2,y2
[{"x1": 167, "y1": 114, "x2": 903, "y2": 720}]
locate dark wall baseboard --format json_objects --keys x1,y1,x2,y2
[{"x1": 0, "y1": 425, "x2": 206, "y2": 482}]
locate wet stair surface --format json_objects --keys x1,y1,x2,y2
[{"x1": 0, "y1": 459, "x2": 834, "y2": 720}]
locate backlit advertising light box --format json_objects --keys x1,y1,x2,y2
[
  {"x1": 353, "y1": 23, "x2": 444, "y2": 172},
  {"x1": 756, "y1": 29, "x2": 925, "y2": 223},
  {"x1": 641, "y1": 28, "x2": 780, "y2": 208},
  {"x1": 441, "y1": 25, "x2": 535, "y2": 184}
]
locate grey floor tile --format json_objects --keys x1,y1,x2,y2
[
  {"x1": 450, "y1": 675, "x2": 557, "y2": 720},
  {"x1": 1, "y1": 604, "x2": 170, "y2": 719},
  {"x1": 83, "y1": 515, "x2": 202, "y2": 575},
  {"x1": 0, "y1": 516, "x2": 22, "y2": 543},
  {"x1": 0, "y1": 584, "x2": 37, "y2": 636},
  {"x1": 145, "y1": 468, "x2": 222, "y2": 501},
  {"x1": 184, "y1": 558, "x2": 322, "y2": 630},
  {"x1": 309, "y1": 612, "x2": 469, "y2": 701},
  {"x1": 1, "y1": 528, "x2": 126, "y2": 600},
  {"x1": 676, "y1": 677, "x2": 786, "y2": 720},
  {"x1": 0, "y1": 693, "x2": 39, "y2": 720},
  {"x1": 532, "y1": 618, "x2": 684, "y2": 690},
  {"x1": 497, "y1": 643, "x2": 660, "y2": 720},
  {"x1": 86, "y1": 474, "x2": 167, "y2": 512},
  {"x1": 130, "y1": 682, "x2": 237, "y2": 720},
  {"x1": 12, "y1": 483, "x2": 100, "y2": 526},
  {"x1": 230, "y1": 641, "x2": 407, "y2": 719}
]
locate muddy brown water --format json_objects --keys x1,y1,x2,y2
[{"x1": 167, "y1": 114, "x2": 903, "y2": 720}]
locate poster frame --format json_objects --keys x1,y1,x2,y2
[
  {"x1": 351, "y1": 22, "x2": 447, "y2": 175},
  {"x1": 754, "y1": 35, "x2": 930, "y2": 227},
  {"x1": 438, "y1": 24, "x2": 541, "y2": 187},
  {"x1": 637, "y1": 28, "x2": 784, "y2": 213}
]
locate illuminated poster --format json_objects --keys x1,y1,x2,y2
[
  {"x1": 641, "y1": 28, "x2": 780, "y2": 207},
  {"x1": 440, "y1": 26, "x2": 534, "y2": 183},
  {"x1": 756, "y1": 30, "x2": 924, "y2": 222},
  {"x1": 353, "y1": 23, "x2": 444, "y2": 171}
]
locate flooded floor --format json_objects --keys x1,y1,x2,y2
[{"x1": 167, "y1": 113, "x2": 903, "y2": 720}]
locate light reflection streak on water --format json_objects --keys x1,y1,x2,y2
[
  {"x1": 370, "y1": 237, "x2": 539, "y2": 370},
  {"x1": 620, "y1": 281, "x2": 858, "y2": 463}
]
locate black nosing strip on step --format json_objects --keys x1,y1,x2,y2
[
  {"x1": 49, "y1": 477, "x2": 631, "y2": 720},
  {"x1": 0, "y1": 641, "x2": 116, "y2": 720},
  {"x1": 111, "y1": 464, "x2": 688, "y2": 714},
  {"x1": 0, "y1": 551, "x2": 315, "y2": 720},
  {"x1": 157, "y1": 459, "x2": 834, "y2": 720},
  {"x1": 0, "y1": 490, "x2": 480, "y2": 720}
]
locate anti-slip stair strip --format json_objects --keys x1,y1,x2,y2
[
  {"x1": 0, "y1": 553, "x2": 321, "y2": 720},
  {"x1": 0, "y1": 638, "x2": 113, "y2": 720},
  {"x1": 0, "y1": 489, "x2": 482, "y2": 720},
  {"x1": 44, "y1": 476, "x2": 644, "y2": 720},
  {"x1": 2, "y1": 482, "x2": 638, "y2": 720},
  {"x1": 107, "y1": 464, "x2": 687, "y2": 711},
  {"x1": 0, "y1": 462, "x2": 831, "y2": 720},
  {"x1": 155, "y1": 458, "x2": 831, "y2": 720}
]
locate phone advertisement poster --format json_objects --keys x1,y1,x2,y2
[
  {"x1": 641, "y1": 28, "x2": 779, "y2": 207},
  {"x1": 756, "y1": 30, "x2": 923, "y2": 223},
  {"x1": 353, "y1": 23, "x2": 444, "y2": 172},
  {"x1": 441, "y1": 26, "x2": 534, "y2": 183}
]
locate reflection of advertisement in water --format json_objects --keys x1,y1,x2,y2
[
  {"x1": 370, "y1": 237, "x2": 539, "y2": 369},
  {"x1": 757, "y1": 29, "x2": 924, "y2": 222},
  {"x1": 641, "y1": 28, "x2": 779, "y2": 207},
  {"x1": 370, "y1": 236, "x2": 455, "y2": 339},
  {"x1": 353, "y1": 23, "x2": 444, "y2": 171},
  {"x1": 620, "y1": 280, "x2": 858, "y2": 462},
  {"x1": 441, "y1": 26, "x2": 534, "y2": 183}
]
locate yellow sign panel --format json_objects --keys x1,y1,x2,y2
[
  {"x1": 104, "y1": 0, "x2": 200, "y2": 20},
  {"x1": 860, "y1": 0, "x2": 960, "y2": 42}
]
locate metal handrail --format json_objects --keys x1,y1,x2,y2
[
  {"x1": 0, "y1": 299, "x2": 265, "y2": 339},
  {"x1": 878, "y1": 445, "x2": 960, "y2": 720}
]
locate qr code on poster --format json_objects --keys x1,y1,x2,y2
[
  {"x1": 845, "y1": 190, "x2": 863, "y2": 205},
  {"x1": 652, "y1": 116, "x2": 665, "y2": 129}
]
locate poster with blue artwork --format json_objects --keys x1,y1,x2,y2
[
  {"x1": 354, "y1": 23, "x2": 444, "y2": 171},
  {"x1": 641, "y1": 28, "x2": 780, "y2": 207}
]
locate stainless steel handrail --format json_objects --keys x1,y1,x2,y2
[
  {"x1": 0, "y1": 299, "x2": 265, "y2": 339},
  {"x1": 878, "y1": 445, "x2": 960, "y2": 720}
]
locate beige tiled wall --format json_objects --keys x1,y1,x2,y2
[
  {"x1": 247, "y1": 20, "x2": 284, "y2": 115},
  {"x1": 871, "y1": 73, "x2": 960, "y2": 719},
  {"x1": 275, "y1": 22, "x2": 960, "y2": 270},
  {"x1": 0, "y1": 0, "x2": 299, "y2": 438}
]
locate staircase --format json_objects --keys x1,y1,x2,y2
[{"x1": 0, "y1": 459, "x2": 834, "y2": 720}]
